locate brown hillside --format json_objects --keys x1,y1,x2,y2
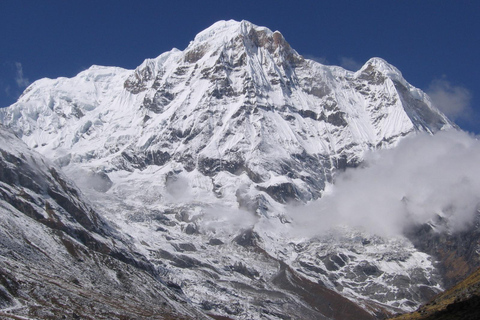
[{"x1": 390, "y1": 267, "x2": 480, "y2": 320}]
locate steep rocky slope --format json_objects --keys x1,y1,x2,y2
[
  {"x1": 405, "y1": 216, "x2": 480, "y2": 289},
  {"x1": 0, "y1": 20, "x2": 474, "y2": 319},
  {"x1": 0, "y1": 124, "x2": 208, "y2": 319}
]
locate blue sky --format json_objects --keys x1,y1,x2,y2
[{"x1": 1, "y1": 1, "x2": 479, "y2": 133}]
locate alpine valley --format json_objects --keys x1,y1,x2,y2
[{"x1": 1, "y1": 20, "x2": 479, "y2": 319}]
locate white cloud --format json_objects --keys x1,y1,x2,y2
[
  {"x1": 426, "y1": 77, "x2": 472, "y2": 121},
  {"x1": 287, "y1": 130, "x2": 480, "y2": 237},
  {"x1": 339, "y1": 57, "x2": 362, "y2": 71},
  {"x1": 14, "y1": 62, "x2": 30, "y2": 88}
]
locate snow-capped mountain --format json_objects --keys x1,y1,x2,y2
[
  {"x1": 0, "y1": 20, "x2": 468, "y2": 319},
  {"x1": 0, "y1": 20, "x2": 452, "y2": 205}
]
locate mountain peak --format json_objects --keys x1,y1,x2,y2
[
  {"x1": 192, "y1": 19, "x2": 266, "y2": 43},
  {"x1": 188, "y1": 19, "x2": 294, "y2": 57},
  {"x1": 357, "y1": 57, "x2": 406, "y2": 85}
]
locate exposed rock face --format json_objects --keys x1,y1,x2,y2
[
  {"x1": 405, "y1": 217, "x2": 480, "y2": 288},
  {"x1": 0, "y1": 20, "x2": 465, "y2": 320}
]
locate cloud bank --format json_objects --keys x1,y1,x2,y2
[{"x1": 288, "y1": 130, "x2": 480, "y2": 237}]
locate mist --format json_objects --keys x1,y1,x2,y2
[
  {"x1": 287, "y1": 130, "x2": 480, "y2": 237},
  {"x1": 165, "y1": 175, "x2": 192, "y2": 202},
  {"x1": 199, "y1": 206, "x2": 259, "y2": 237}
]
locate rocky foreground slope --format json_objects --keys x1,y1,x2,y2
[
  {"x1": 391, "y1": 266, "x2": 480, "y2": 320},
  {"x1": 0, "y1": 124, "x2": 209, "y2": 319},
  {"x1": 1, "y1": 20, "x2": 478, "y2": 319}
]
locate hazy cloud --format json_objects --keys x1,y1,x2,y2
[
  {"x1": 165, "y1": 175, "x2": 192, "y2": 202},
  {"x1": 199, "y1": 206, "x2": 258, "y2": 237},
  {"x1": 287, "y1": 130, "x2": 480, "y2": 237},
  {"x1": 426, "y1": 77, "x2": 472, "y2": 121},
  {"x1": 339, "y1": 57, "x2": 362, "y2": 71},
  {"x1": 303, "y1": 54, "x2": 329, "y2": 64},
  {"x1": 14, "y1": 62, "x2": 30, "y2": 88},
  {"x1": 4, "y1": 85, "x2": 11, "y2": 97},
  {"x1": 0, "y1": 61, "x2": 28, "y2": 106}
]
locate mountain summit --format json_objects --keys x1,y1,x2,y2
[{"x1": 0, "y1": 20, "x2": 463, "y2": 319}]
